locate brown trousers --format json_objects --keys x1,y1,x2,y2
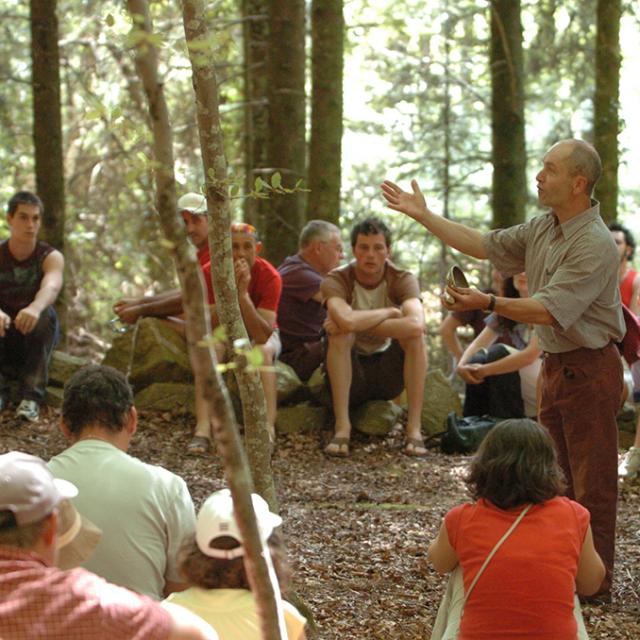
[{"x1": 539, "y1": 342, "x2": 622, "y2": 594}]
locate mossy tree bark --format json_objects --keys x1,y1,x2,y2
[
  {"x1": 593, "y1": 0, "x2": 621, "y2": 224},
  {"x1": 127, "y1": 2, "x2": 284, "y2": 638},
  {"x1": 265, "y1": 0, "x2": 306, "y2": 265},
  {"x1": 489, "y1": 0, "x2": 526, "y2": 229},
  {"x1": 30, "y1": 0, "x2": 65, "y2": 252},
  {"x1": 307, "y1": 0, "x2": 344, "y2": 225},
  {"x1": 242, "y1": 0, "x2": 270, "y2": 234}
]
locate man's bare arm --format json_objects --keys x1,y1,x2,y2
[
  {"x1": 365, "y1": 298, "x2": 425, "y2": 339},
  {"x1": 14, "y1": 250, "x2": 64, "y2": 335},
  {"x1": 381, "y1": 180, "x2": 487, "y2": 259},
  {"x1": 325, "y1": 297, "x2": 402, "y2": 335},
  {"x1": 630, "y1": 274, "x2": 640, "y2": 316},
  {"x1": 445, "y1": 286, "x2": 554, "y2": 326},
  {"x1": 114, "y1": 290, "x2": 184, "y2": 324}
]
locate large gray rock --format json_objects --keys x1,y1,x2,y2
[
  {"x1": 45, "y1": 386, "x2": 64, "y2": 409},
  {"x1": 134, "y1": 382, "x2": 195, "y2": 413},
  {"x1": 102, "y1": 318, "x2": 192, "y2": 391},
  {"x1": 275, "y1": 361, "x2": 306, "y2": 404},
  {"x1": 276, "y1": 402, "x2": 329, "y2": 434},
  {"x1": 421, "y1": 369, "x2": 463, "y2": 437},
  {"x1": 353, "y1": 400, "x2": 403, "y2": 436},
  {"x1": 48, "y1": 351, "x2": 91, "y2": 387}
]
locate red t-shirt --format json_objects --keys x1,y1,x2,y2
[
  {"x1": 620, "y1": 268, "x2": 638, "y2": 308},
  {"x1": 197, "y1": 248, "x2": 282, "y2": 314},
  {"x1": 445, "y1": 497, "x2": 589, "y2": 639}
]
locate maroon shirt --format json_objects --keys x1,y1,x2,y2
[
  {"x1": 277, "y1": 254, "x2": 325, "y2": 350},
  {"x1": 0, "y1": 240, "x2": 54, "y2": 317}
]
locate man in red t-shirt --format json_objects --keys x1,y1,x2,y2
[
  {"x1": 609, "y1": 222, "x2": 640, "y2": 480},
  {"x1": 113, "y1": 196, "x2": 282, "y2": 452}
]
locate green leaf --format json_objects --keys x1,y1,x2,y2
[
  {"x1": 254, "y1": 177, "x2": 264, "y2": 192},
  {"x1": 105, "y1": 13, "x2": 115, "y2": 27},
  {"x1": 213, "y1": 325, "x2": 228, "y2": 343},
  {"x1": 246, "y1": 346, "x2": 264, "y2": 368},
  {"x1": 271, "y1": 172, "x2": 282, "y2": 189}
]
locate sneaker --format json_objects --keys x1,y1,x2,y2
[
  {"x1": 618, "y1": 447, "x2": 640, "y2": 480},
  {"x1": 15, "y1": 399, "x2": 39, "y2": 422}
]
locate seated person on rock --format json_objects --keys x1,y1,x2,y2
[
  {"x1": 48, "y1": 364, "x2": 197, "y2": 601},
  {"x1": 440, "y1": 268, "x2": 503, "y2": 367},
  {"x1": 0, "y1": 451, "x2": 216, "y2": 640},
  {"x1": 113, "y1": 193, "x2": 282, "y2": 453},
  {"x1": 457, "y1": 273, "x2": 542, "y2": 419},
  {"x1": 320, "y1": 217, "x2": 427, "y2": 457},
  {"x1": 277, "y1": 220, "x2": 343, "y2": 382},
  {"x1": 165, "y1": 488, "x2": 307, "y2": 639},
  {"x1": 609, "y1": 221, "x2": 640, "y2": 480},
  {"x1": 0, "y1": 191, "x2": 64, "y2": 422}
]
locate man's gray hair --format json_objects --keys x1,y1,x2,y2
[
  {"x1": 563, "y1": 139, "x2": 603, "y2": 196},
  {"x1": 299, "y1": 219, "x2": 340, "y2": 249}
]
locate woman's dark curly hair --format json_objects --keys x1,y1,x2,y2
[
  {"x1": 466, "y1": 419, "x2": 566, "y2": 510},
  {"x1": 178, "y1": 532, "x2": 291, "y2": 592}
]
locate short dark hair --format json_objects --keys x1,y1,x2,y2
[
  {"x1": 350, "y1": 217, "x2": 391, "y2": 249},
  {"x1": 178, "y1": 531, "x2": 291, "y2": 592},
  {"x1": 7, "y1": 191, "x2": 43, "y2": 216},
  {"x1": 608, "y1": 222, "x2": 635, "y2": 261},
  {"x1": 62, "y1": 365, "x2": 134, "y2": 434},
  {"x1": 466, "y1": 419, "x2": 566, "y2": 510}
]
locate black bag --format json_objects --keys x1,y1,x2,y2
[{"x1": 440, "y1": 411, "x2": 502, "y2": 454}]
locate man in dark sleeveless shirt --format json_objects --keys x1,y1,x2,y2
[{"x1": 0, "y1": 191, "x2": 64, "y2": 421}]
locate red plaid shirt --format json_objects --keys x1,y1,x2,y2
[{"x1": 0, "y1": 545, "x2": 171, "y2": 639}]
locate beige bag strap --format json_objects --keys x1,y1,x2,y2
[{"x1": 463, "y1": 503, "x2": 532, "y2": 605}]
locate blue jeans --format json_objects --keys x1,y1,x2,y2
[{"x1": 0, "y1": 306, "x2": 59, "y2": 403}]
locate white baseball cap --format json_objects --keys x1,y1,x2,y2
[
  {"x1": 196, "y1": 489, "x2": 282, "y2": 560},
  {"x1": 0, "y1": 451, "x2": 77, "y2": 526},
  {"x1": 177, "y1": 192, "x2": 208, "y2": 214}
]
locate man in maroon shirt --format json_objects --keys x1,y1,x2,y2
[
  {"x1": 277, "y1": 220, "x2": 343, "y2": 381},
  {"x1": 0, "y1": 451, "x2": 216, "y2": 640}
]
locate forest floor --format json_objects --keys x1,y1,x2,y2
[{"x1": 2, "y1": 405, "x2": 639, "y2": 640}]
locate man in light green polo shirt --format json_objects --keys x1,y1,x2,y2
[{"x1": 48, "y1": 364, "x2": 196, "y2": 600}]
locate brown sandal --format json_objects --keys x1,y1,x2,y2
[
  {"x1": 324, "y1": 436, "x2": 350, "y2": 458},
  {"x1": 404, "y1": 437, "x2": 428, "y2": 457},
  {"x1": 187, "y1": 436, "x2": 211, "y2": 455}
]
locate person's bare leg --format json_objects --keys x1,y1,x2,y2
[
  {"x1": 399, "y1": 335, "x2": 428, "y2": 453},
  {"x1": 325, "y1": 332, "x2": 355, "y2": 454},
  {"x1": 257, "y1": 342, "x2": 277, "y2": 442},
  {"x1": 189, "y1": 342, "x2": 225, "y2": 452}
]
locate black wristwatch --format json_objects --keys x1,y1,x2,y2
[{"x1": 486, "y1": 293, "x2": 496, "y2": 312}]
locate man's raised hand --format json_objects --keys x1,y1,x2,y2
[
  {"x1": 0, "y1": 310, "x2": 10, "y2": 337},
  {"x1": 380, "y1": 179, "x2": 429, "y2": 224}
]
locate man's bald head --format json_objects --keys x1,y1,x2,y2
[{"x1": 550, "y1": 139, "x2": 602, "y2": 196}]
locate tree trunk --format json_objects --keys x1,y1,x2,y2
[
  {"x1": 242, "y1": 0, "x2": 269, "y2": 233},
  {"x1": 489, "y1": 0, "x2": 526, "y2": 229},
  {"x1": 265, "y1": 0, "x2": 306, "y2": 265},
  {"x1": 30, "y1": 0, "x2": 65, "y2": 251},
  {"x1": 128, "y1": 2, "x2": 285, "y2": 638},
  {"x1": 593, "y1": 0, "x2": 621, "y2": 224},
  {"x1": 307, "y1": 0, "x2": 344, "y2": 225}
]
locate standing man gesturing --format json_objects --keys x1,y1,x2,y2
[{"x1": 382, "y1": 139, "x2": 624, "y2": 600}]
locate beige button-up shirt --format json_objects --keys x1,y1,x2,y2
[{"x1": 483, "y1": 201, "x2": 624, "y2": 353}]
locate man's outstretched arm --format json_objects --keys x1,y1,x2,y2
[
  {"x1": 113, "y1": 289, "x2": 184, "y2": 324},
  {"x1": 381, "y1": 179, "x2": 487, "y2": 259}
]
